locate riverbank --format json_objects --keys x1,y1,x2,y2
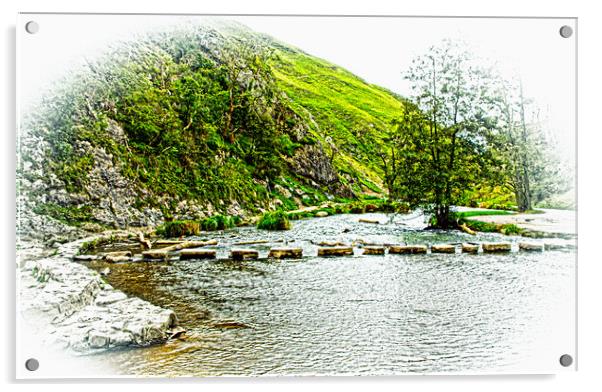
[
  {"x1": 459, "y1": 208, "x2": 576, "y2": 237},
  {"x1": 18, "y1": 232, "x2": 181, "y2": 353}
]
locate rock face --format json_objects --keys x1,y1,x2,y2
[
  {"x1": 18, "y1": 237, "x2": 178, "y2": 353},
  {"x1": 287, "y1": 144, "x2": 353, "y2": 198},
  {"x1": 461, "y1": 243, "x2": 479, "y2": 254},
  {"x1": 317, "y1": 246, "x2": 354, "y2": 257},
  {"x1": 268, "y1": 247, "x2": 303, "y2": 259},
  {"x1": 363, "y1": 246, "x2": 385, "y2": 255},
  {"x1": 431, "y1": 244, "x2": 456, "y2": 254},
  {"x1": 389, "y1": 245, "x2": 427, "y2": 254},
  {"x1": 482, "y1": 242, "x2": 512, "y2": 253}
]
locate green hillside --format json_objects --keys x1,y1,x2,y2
[
  {"x1": 19, "y1": 22, "x2": 408, "y2": 230},
  {"x1": 270, "y1": 46, "x2": 406, "y2": 192}
]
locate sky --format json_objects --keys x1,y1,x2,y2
[{"x1": 18, "y1": 14, "x2": 576, "y2": 161}]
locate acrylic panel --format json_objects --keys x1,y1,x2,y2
[{"x1": 16, "y1": 13, "x2": 577, "y2": 378}]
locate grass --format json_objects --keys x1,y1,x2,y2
[
  {"x1": 455, "y1": 209, "x2": 515, "y2": 219},
  {"x1": 461, "y1": 218, "x2": 524, "y2": 236},
  {"x1": 156, "y1": 220, "x2": 200, "y2": 237},
  {"x1": 257, "y1": 210, "x2": 292, "y2": 230}
]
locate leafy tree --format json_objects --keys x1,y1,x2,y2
[
  {"x1": 397, "y1": 40, "x2": 496, "y2": 228},
  {"x1": 487, "y1": 76, "x2": 572, "y2": 211}
]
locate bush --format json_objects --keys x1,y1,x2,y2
[
  {"x1": 157, "y1": 220, "x2": 200, "y2": 237},
  {"x1": 257, "y1": 210, "x2": 292, "y2": 230},
  {"x1": 213, "y1": 214, "x2": 235, "y2": 230},
  {"x1": 287, "y1": 211, "x2": 313, "y2": 220},
  {"x1": 349, "y1": 201, "x2": 365, "y2": 214}
]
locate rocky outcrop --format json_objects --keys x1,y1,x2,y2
[
  {"x1": 287, "y1": 144, "x2": 353, "y2": 198},
  {"x1": 18, "y1": 236, "x2": 179, "y2": 353}
]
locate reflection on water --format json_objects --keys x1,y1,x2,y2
[{"x1": 87, "y1": 213, "x2": 575, "y2": 376}]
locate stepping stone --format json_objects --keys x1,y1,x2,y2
[
  {"x1": 105, "y1": 255, "x2": 131, "y2": 263},
  {"x1": 461, "y1": 243, "x2": 479, "y2": 254},
  {"x1": 544, "y1": 243, "x2": 575, "y2": 251},
  {"x1": 482, "y1": 242, "x2": 512, "y2": 253},
  {"x1": 431, "y1": 244, "x2": 456, "y2": 254},
  {"x1": 103, "y1": 250, "x2": 132, "y2": 259},
  {"x1": 363, "y1": 246, "x2": 385, "y2": 255},
  {"x1": 389, "y1": 245, "x2": 427, "y2": 254},
  {"x1": 142, "y1": 250, "x2": 170, "y2": 260},
  {"x1": 358, "y1": 218, "x2": 380, "y2": 224},
  {"x1": 268, "y1": 247, "x2": 303, "y2": 259},
  {"x1": 317, "y1": 246, "x2": 354, "y2": 257},
  {"x1": 179, "y1": 249, "x2": 217, "y2": 260},
  {"x1": 519, "y1": 242, "x2": 544, "y2": 252},
  {"x1": 73, "y1": 254, "x2": 99, "y2": 262},
  {"x1": 231, "y1": 249, "x2": 259, "y2": 260}
]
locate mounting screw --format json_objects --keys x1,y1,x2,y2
[
  {"x1": 25, "y1": 358, "x2": 39, "y2": 371},
  {"x1": 559, "y1": 354, "x2": 573, "y2": 367},
  {"x1": 559, "y1": 25, "x2": 573, "y2": 38},
  {"x1": 25, "y1": 21, "x2": 39, "y2": 34}
]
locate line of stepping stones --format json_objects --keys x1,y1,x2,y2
[{"x1": 74, "y1": 239, "x2": 573, "y2": 263}]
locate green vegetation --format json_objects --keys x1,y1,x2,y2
[
  {"x1": 455, "y1": 210, "x2": 514, "y2": 219},
  {"x1": 461, "y1": 220, "x2": 523, "y2": 235},
  {"x1": 257, "y1": 210, "x2": 292, "y2": 230},
  {"x1": 21, "y1": 23, "x2": 572, "y2": 236},
  {"x1": 32, "y1": 203, "x2": 95, "y2": 227},
  {"x1": 270, "y1": 43, "x2": 408, "y2": 192},
  {"x1": 156, "y1": 220, "x2": 200, "y2": 237}
]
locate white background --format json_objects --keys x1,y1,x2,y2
[{"x1": 2, "y1": 0, "x2": 600, "y2": 390}]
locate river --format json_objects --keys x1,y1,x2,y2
[{"x1": 86, "y1": 212, "x2": 575, "y2": 376}]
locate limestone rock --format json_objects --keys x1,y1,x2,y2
[
  {"x1": 142, "y1": 250, "x2": 170, "y2": 261},
  {"x1": 363, "y1": 246, "x2": 385, "y2": 255},
  {"x1": 389, "y1": 245, "x2": 427, "y2": 254},
  {"x1": 231, "y1": 249, "x2": 259, "y2": 260},
  {"x1": 461, "y1": 243, "x2": 479, "y2": 254},
  {"x1": 179, "y1": 249, "x2": 217, "y2": 260},
  {"x1": 359, "y1": 218, "x2": 380, "y2": 224},
  {"x1": 482, "y1": 242, "x2": 512, "y2": 253},
  {"x1": 268, "y1": 247, "x2": 303, "y2": 259},
  {"x1": 519, "y1": 242, "x2": 544, "y2": 251},
  {"x1": 317, "y1": 246, "x2": 353, "y2": 257},
  {"x1": 431, "y1": 244, "x2": 456, "y2": 254},
  {"x1": 315, "y1": 211, "x2": 329, "y2": 217}
]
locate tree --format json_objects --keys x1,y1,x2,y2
[
  {"x1": 489, "y1": 76, "x2": 571, "y2": 211},
  {"x1": 398, "y1": 40, "x2": 496, "y2": 228}
]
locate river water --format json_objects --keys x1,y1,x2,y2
[{"x1": 87, "y1": 212, "x2": 575, "y2": 376}]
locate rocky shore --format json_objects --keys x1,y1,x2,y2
[{"x1": 18, "y1": 233, "x2": 180, "y2": 353}]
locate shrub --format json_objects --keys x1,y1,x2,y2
[
  {"x1": 257, "y1": 210, "x2": 291, "y2": 230},
  {"x1": 287, "y1": 211, "x2": 313, "y2": 220},
  {"x1": 157, "y1": 220, "x2": 200, "y2": 237},
  {"x1": 213, "y1": 214, "x2": 235, "y2": 230},
  {"x1": 200, "y1": 217, "x2": 218, "y2": 231},
  {"x1": 349, "y1": 201, "x2": 365, "y2": 214}
]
